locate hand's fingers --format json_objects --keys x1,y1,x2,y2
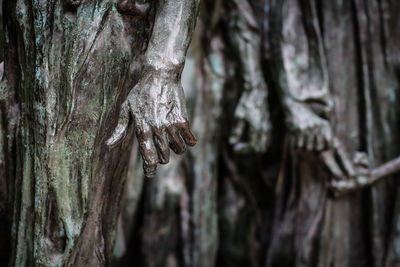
[
  {"x1": 313, "y1": 127, "x2": 325, "y2": 152},
  {"x1": 306, "y1": 130, "x2": 316, "y2": 151},
  {"x1": 106, "y1": 102, "x2": 130, "y2": 146},
  {"x1": 316, "y1": 132, "x2": 325, "y2": 152},
  {"x1": 234, "y1": 143, "x2": 252, "y2": 153},
  {"x1": 167, "y1": 125, "x2": 186, "y2": 155},
  {"x1": 320, "y1": 150, "x2": 346, "y2": 180},
  {"x1": 324, "y1": 126, "x2": 333, "y2": 148},
  {"x1": 136, "y1": 128, "x2": 159, "y2": 177},
  {"x1": 177, "y1": 122, "x2": 197, "y2": 146},
  {"x1": 296, "y1": 132, "x2": 306, "y2": 149},
  {"x1": 258, "y1": 131, "x2": 269, "y2": 152},
  {"x1": 152, "y1": 127, "x2": 170, "y2": 164},
  {"x1": 334, "y1": 139, "x2": 356, "y2": 177},
  {"x1": 251, "y1": 129, "x2": 268, "y2": 153},
  {"x1": 229, "y1": 119, "x2": 246, "y2": 145}
]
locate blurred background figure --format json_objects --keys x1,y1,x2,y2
[{"x1": 2, "y1": 0, "x2": 400, "y2": 267}]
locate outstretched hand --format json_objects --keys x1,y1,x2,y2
[{"x1": 107, "y1": 69, "x2": 196, "y2": 177}]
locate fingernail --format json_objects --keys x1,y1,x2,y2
[{"x1": 144, "y1": 165, "x2": 157, "y2": 178}]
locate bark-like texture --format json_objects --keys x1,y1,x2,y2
[
  {"x1": 0, "y1": 0, "x2": 199, "y2": 266},
  {"x1": 2, "y1": 0, "x2": 400, "y2": 267},
  {"x1": 2, "y1": 1, "x2": 145, "y2": 266}
]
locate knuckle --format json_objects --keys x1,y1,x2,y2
[
  {"x1": 144, "y1": 158, "x2": 158, "y2": 168},
  {"x1": 170, "y1": 143, "x2": 185, "y2": 154},
  {"x1": 159, "y1": 155, "x2": 170, "y2": 165}
]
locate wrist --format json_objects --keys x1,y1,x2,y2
[
  {"x1": 143, "y1": 51, "x2": 185, "y2": 73},
  {"x1": 283, "y1": 96, "x2": 333, "y2": 121},
  {"x1": 283, "y1": 98, "x2": 313, "y2": 128},
  {"x1": 282, "y1": 97, "x2": 300, "y2": 116},
  {"x1": 139, "y1": 61, "x2": 182, "y2": 83}
]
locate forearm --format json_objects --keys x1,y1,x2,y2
[
  {"x1": 144, "y1": 0, "x2": 200, "y2": 71},
  {"x1": 279, "y1": 0, "x2": 333, "y2": 119},
  {"x1": 108, "y1": 0, "x2": 200, "y2": 176},
  {"x1": 229, "y1": 0, "x2": 265, "y2": 93}
]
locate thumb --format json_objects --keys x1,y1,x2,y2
[
  {"x1": 229, "y1": 119, "x2": 245, "y2": 146},
  {"x1": 106, "y1": 101, "x2": 130, "y2": 146}
]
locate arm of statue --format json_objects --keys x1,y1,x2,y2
[
  {"x1": 107, "y1": 0, "x2": 200, "y2": 177},
  {"x1": 228, "y1": 0, "x2": 271, "y2": 153},
  {"x1": 280, "y1": 0, "x2": 334, "y2": 152}
]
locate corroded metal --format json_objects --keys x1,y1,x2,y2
[
  {"x1": 108, "y1": 0, "x2": 199, "y2": 177},
  {"x1": 1, "y1": 0, "x2": 200, "y2": 266}
]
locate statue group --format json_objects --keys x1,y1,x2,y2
[{"x1": 0, "y1": 0, "x2": 400, "y2": 266}]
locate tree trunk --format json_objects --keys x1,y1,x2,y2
[{"x1": 1, "y1": 1, "x2": 151, "y2": 266}]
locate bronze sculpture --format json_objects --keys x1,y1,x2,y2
[
  {"x1": 0, "y1": 0, "x2": 199, "y2": 265},
  {"x1": 107, "y1": 0, "x2": 198, "y2": 177},
  {"x1": 1, "y1": 0, "x2": 400, "y2": 266}
]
